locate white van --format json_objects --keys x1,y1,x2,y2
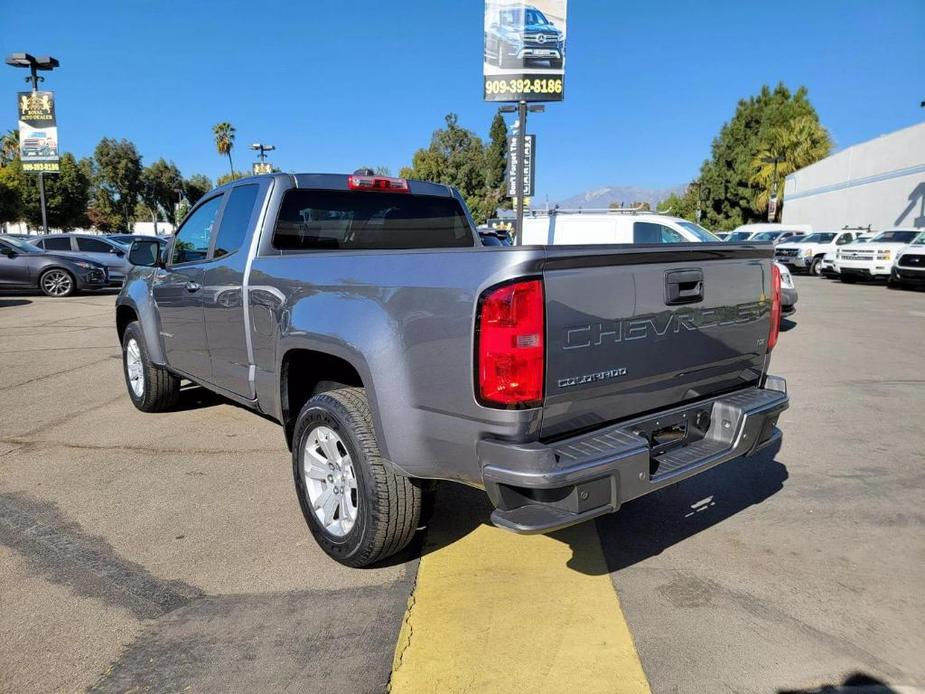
[{"x1": 520, "y1": 210, "x2": 718, "y2": 245}]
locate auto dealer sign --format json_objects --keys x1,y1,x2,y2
[
  {"x1": 483, "y1": 1, "x2": 567, "y2": 102},
  {"x1": 17, "y1": 91, "x2": 60, "y2": 174}
]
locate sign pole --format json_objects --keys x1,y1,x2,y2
[
  {"x1": 514, "y1": 100, "x2": 527, "y2": 245},
  {"x1": 38, "y1": 172, "x2": 48, "y2": 233}
]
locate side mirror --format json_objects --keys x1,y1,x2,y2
[
  {"x1": 1, "y1": 247, "x2": 15, "y2": 258},
  {"x1": 128, "y1": 239, "x2": 163, "y2": 268}
]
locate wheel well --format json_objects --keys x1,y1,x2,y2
[
  {"x1": 281, "y1": 349, "x2": 364, "y2": 447},
  {"x1": 116, "y1": 305, "x2": 138, "y2": 343}
]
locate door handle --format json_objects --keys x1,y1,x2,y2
[
  {"x1": 665, "y1": 269, "x2": 703, "y2": 305},
  {"x1": 185, "y1": 281, "x2": 201, "y2": 293}
]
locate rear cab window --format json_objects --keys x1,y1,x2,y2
[{"x1": 272, "y1": 190, "x2": 475, "y2": 251}]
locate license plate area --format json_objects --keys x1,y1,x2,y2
[{"x1": 630, "y1": 405, "x2": 713, "y2": 473}]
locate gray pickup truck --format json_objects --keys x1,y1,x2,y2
[{"x1": 117, "y1": 173, "x2": 788, "y2": 567}]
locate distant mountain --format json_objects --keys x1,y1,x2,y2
[{"x1": 553, "y1": 184, "x2": 686, "y2": 210}]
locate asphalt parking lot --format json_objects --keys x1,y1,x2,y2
[{"x1": 0, "y1": 277, "x2": 923, "y2": 693}]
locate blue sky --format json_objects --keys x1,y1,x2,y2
[{"x1": 1, "y1": 0, "x2": 922, "y2": 201}]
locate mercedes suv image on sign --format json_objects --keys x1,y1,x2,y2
[{"x1": 483, "y1": 1, "x2": 566, "y2": 102}]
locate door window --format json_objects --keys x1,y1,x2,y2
[
  {"x1": 76, "y1": 237, "x2": 115, "y2": 253},
  {"x1": 213, "y1": 185, "x2": 259, "y2": 258},
  {"x1": 171, "y1": 195, "x2": 223, "y2": 265},
  {"x1": 43, "y1": 237, "x2": 72, "y2": 251},
  {"x1": 633, "y1": 222, "x2": 685, "y2": 244}
]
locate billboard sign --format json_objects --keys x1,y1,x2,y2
[
  {"x1": 18, "y1": 91, "x2": 59, "y2": 174},
  {"x1": 507, "y1": 134, "x2": 535, "y2": 197},
  {"x1": 252, "y1": 162, "x2": 273, "y2": 175},
  {"x1": 484, "y1": 1, "x2": 567, "y2": 102}
]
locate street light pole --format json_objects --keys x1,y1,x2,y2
[
  {"x1": 6, "y1": 53, "x2": 59, "y2": 234},
  {"x1": 514, "y1": 101, "x2": 527, "y2": 244},
  {"x1": 250, "y1": 143, "x2": 275, "y2": 174},
  {"x1": 762, "y1": 155, "x2": 785, "y2": 222}
]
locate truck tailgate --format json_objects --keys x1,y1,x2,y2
[{"x1": 541, "y1": 245, "x2": 774, "y2": 439}]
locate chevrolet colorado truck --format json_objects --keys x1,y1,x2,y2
[{"x1": 117, "y1": 173, "x2": 789, "y2": 567}]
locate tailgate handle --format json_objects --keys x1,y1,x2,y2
[{"x1": 665, "y1": 269, "x2": 703, "y2": 305}]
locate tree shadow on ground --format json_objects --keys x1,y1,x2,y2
[{"x1": 778, "y1": 671, "x2": 898, "y2": 693}]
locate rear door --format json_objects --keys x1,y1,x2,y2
[
  {"x1": 74, "y1": 236, "x2": 127, "y2": 281},
  {"x1": 153, "y1": 194, "x2": 224, "y2": 379},
  {"x1": 541, "y1": 245, "x2": 773, "y2": 438},
  {"x1": 202, "y1": 181, "x2": 265, "y2": 397}
]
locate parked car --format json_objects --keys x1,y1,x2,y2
[
  {"x1": 0, "y1": 234, "x2": 109, "y2": 296},
  {"x1": 520, "y1": 211, "x2": 719, "y2": 245},
  {"x1": 713, "y1": 232, "x2": 730, "y2": 241},
  {"x1": 820, "y1": 233, "x2": 877, "y2": 277},
  {"x1": 478, "y1": 230, "x2": 512, "y2": 246},
  {"x1": 728, "y1": 222, "x2": 813, "y2": 240},
  {"x1": 836, "y1": 228, "x2": 921, "y2": 283},
  {"x1": 774, "y1": 230, "x2": 860, "y2": 275},
  {"x1": 776, "y1": 262, "x2": 797, "y2": 318},
  {"x1": 31, "y1": 233, "x2": 133, "y2": 285},
  {"x1": 109, "y1": 234, "x2": 171, "y2": 248},
  {"x1": 484, "y1": 5, "x2": 564, "y2": 69},
  {"x1": 889, "y1": 231, "x2": 925, "y2": 289},
  {"x1": 116, "y1": 172, "x2": 788, "y2": 567},
  {"x1": 748, "y1": 230, "x2": 807, "y2": 245}
]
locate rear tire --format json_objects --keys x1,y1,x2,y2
[
  {"x1": 121, "y1": 322, "x2": 180, "y2": 412},
  {"x1": 292, "y1": 387, "x2": 423, "y2": 567}
]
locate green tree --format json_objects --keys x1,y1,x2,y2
[
  {"x1": 1, "y1": 130, "x2": 19, "y2": 166},
  {"x1": 10, "y1": 153, "x2": 91, "y2": 230},
  {"x1": 0, "y1": 164, "x2": 23, "y2": 226},
  {"x1": 400, "y1": 113, "x2": 493, "y2": 223},
  {"x1": 141, "y1": 158, "x2": 183, "y2": 226},
  {"x1": 484, "y1": 112, "x2": 510, "y2": 215},
  {"x1": 184, "y1": 174, "x2": 212, "y2": 206},
  {"x1": 216, "y1": 171, "x2": 248, "y2": 186},
  {"x1": 692, "y1": 83, "x2": 831, "y2": 231},
  {"x1": 94, "y1": 138, "x2": 143, "y2": 229},
  {"x1": 750, "y1": 115, "x2": 832, "y2": 220},
  {"x1": 175, "y1": 199, "x2": 190, "y2": 224},
  {"x1": 213, "y1": 122, "x2": 236, "y2": 180}
]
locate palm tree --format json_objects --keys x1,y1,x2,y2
[
  {"x1": 212, "y1": 122, "x2": 236, "y2": 179},
  {"x1": 0, "y1": 129, "x2": 19, "y2": 165},
  {"x1": 751, "y1": 115, "x2": 832, "y2": 219}
]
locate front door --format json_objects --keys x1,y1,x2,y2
[
  {"x1": 152, "y1": 194, "x2": 224, "y2": 380},
  {"x1": 0, "y1": 241, "x2": 33, "y2": 286}
]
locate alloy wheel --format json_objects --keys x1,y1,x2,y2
[
  {"x1": 125, "y1": 338, "x2": 145, "y2": 398},
  {"x1": 302, "y1": 425, "x2": 359, "y2": 537},
  {"x1": 41, "y1": 270, "x2": 72, "y2": 296}
]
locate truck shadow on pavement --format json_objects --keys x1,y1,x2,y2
[{"x1": 399, "y1": 440, "x2": 787, "y2": 576}]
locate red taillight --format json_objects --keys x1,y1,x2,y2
[
  {"x1": 476, "y1": 279, "x2": 545, "y2": 408},
  {"x1": 347, "y1": 175, "x2": 409, "y2": 192},
  {"x1": 768, "y1": 264, "x2": 782, "y2": 351}
]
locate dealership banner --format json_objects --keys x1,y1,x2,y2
[
  {"x1": 483, "y1": 0, "x2": 567, "y2": 102},
  {"x1": 252, "y1": 162, "x2": 273, "y2": 175},
  {"x1": 507, "y1": 134, "x2": 536, "y2": 197},
  {"x1": 18, "y1": 91, "x2": 59, "y2": 173}
]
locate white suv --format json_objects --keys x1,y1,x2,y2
[
  {"x1": 890, "y1": 231, "x2": 925, "y2": 289},
  {"x1": 521, "y1": 211, "x2": 718, "y2": 245},
  {"x1": 836, "y1": 228, "x2": 921, "y2": 283},
  {"x1": 775, "y1": 230, "x2": 860, "y2": 275}
]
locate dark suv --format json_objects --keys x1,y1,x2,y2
[{"x1": 485, "y1": 5, "x2": 564, "y2": 69}]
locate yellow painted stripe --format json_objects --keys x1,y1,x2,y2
[{"x1": 389, "y1": 509, "x2": 650, "y2": 693}]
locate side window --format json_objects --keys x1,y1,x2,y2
[
  {"x1": 836, "y1": 233, "x2": 853, "y2": 245},
  {"x1": 659, "y1": 225, "x2": 684, "y2": 243},
  {"x1": 633, "y1": 222, "x2": 661, "y2": 244},
  {"x1": 31, "y1": 239, "x2": 44, "y2": 249},
  {"x1": 213, "y1": 185, "x2": 259, "y2": 259},
  {"x1": 76, "y1": 237, "x2": 114, "y2": 253},
  {"x1": 171, "y1": 195, "x2": 223, "y2": 265},
  {"x1": 43, "y1": 237, "x2": 73, "y2": 251}
]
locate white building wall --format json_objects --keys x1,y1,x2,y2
[{"x1": 782, "y1": 122, "x2": 925, "y2": 231}]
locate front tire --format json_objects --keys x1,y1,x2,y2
[
  {"x1": 292, "y1": 387, "x2": 422, "y2": 568},
  {"x1": 39, "y1": 268, "x2": 75, "y2": 297},
  {"x1": 121, "y1": 322, "x2": 180, "y2": 412},
  {"x1": 810, "y1": 257, "x2": 823, "y2": 276}
]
